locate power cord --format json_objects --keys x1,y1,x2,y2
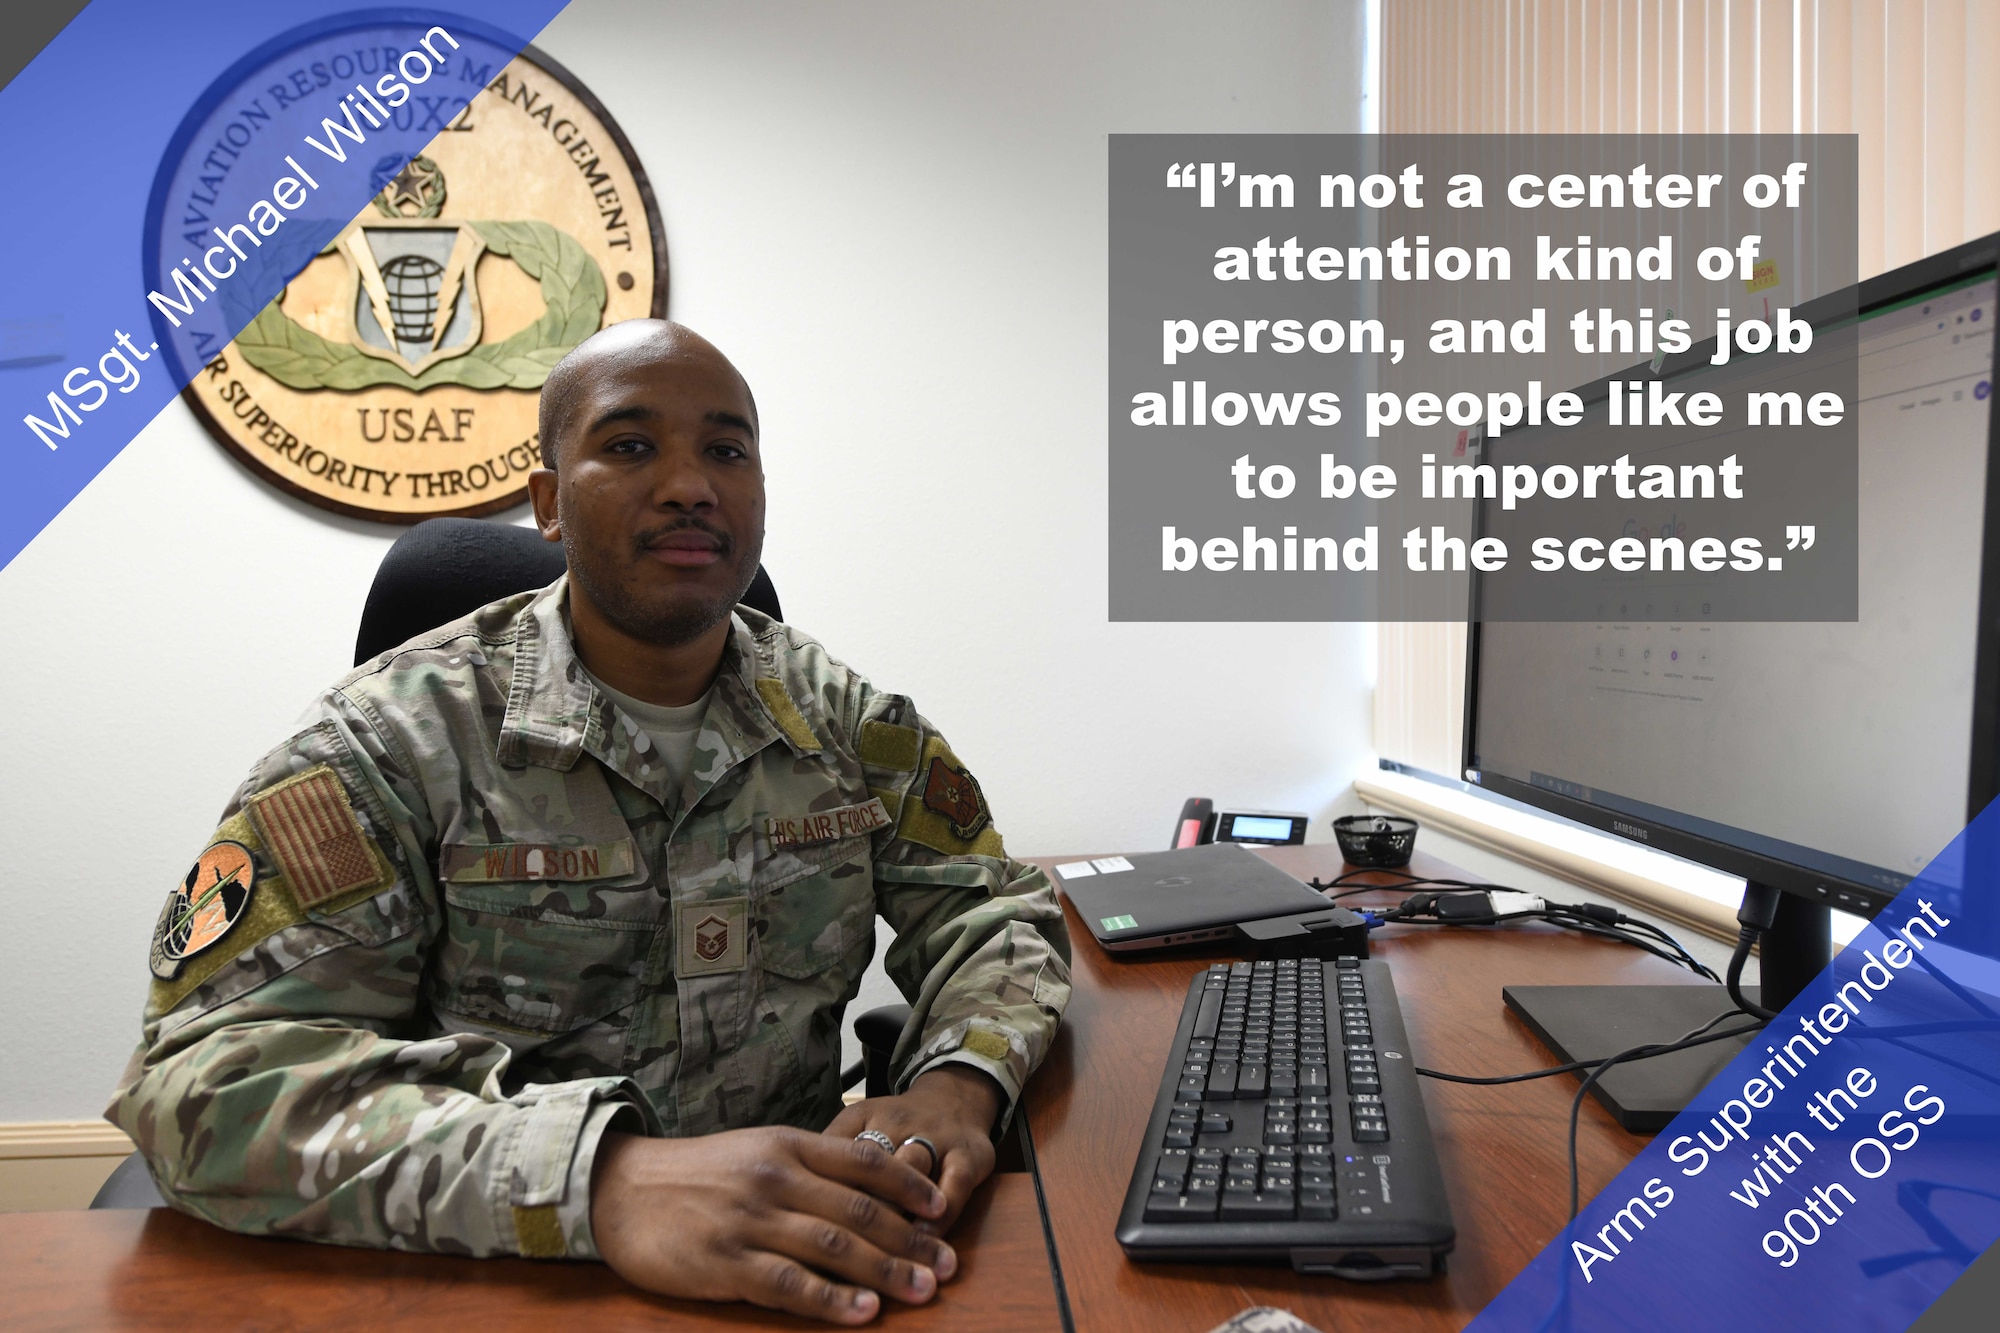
[{"x1": 1728, "y1": 882, "x2": 1783, "y2": 1020}]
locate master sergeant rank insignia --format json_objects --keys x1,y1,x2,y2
[
  {"x1": 694, "y1": 914, "x2": 730, "y2": 962},
  {"x1": 678, "y1": 897, "x2": 748, "y2": 977}
]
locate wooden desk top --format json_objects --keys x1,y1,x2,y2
[
  {"x1": 1021, "y1": 845, "x2": 1717, "y2": 1333},
  {"x1": 1, "y1": 1173, "x2": 1057, "y2": 1332},
  {"x1": 6, "y1": 845, "x2": 1716, "y2": 1333}
]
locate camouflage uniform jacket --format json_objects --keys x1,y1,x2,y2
[{"x1": 107, "y1": 577, "x2": 1072, "y2": 1260}]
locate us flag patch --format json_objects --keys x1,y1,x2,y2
[{"x1": 246, "y1": 765, "x2": 389, "y2": 910}]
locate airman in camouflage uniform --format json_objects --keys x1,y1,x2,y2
[{"x1": 107, "y1": 321, "x2": 1071, "y2": 1306}]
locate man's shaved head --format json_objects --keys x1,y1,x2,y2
[
  {"x1": 526, "y1": 318, "x2": 767, "y2": 659},
  {"x1": 538, "y1": 320, "x2": 758, "y2": 472}
]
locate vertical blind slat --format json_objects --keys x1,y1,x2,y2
[{"x1": 1371, "y1": 0, "x2": 1983, "y2": 774}]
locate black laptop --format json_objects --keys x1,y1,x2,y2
[{"x1": 1054, "y1": 843, "x2": 1332, "y2": 951}]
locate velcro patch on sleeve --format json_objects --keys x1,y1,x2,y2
[
  {"x1": 858, "y1": 720, "x2": 921, "y2": 771},
  {"x1": 766, "y1": 798, "x2": 892, "y2": 851},
  {"x1": 245, "y1": 764, "x2": 393, "y2": 913},
  {"x1": 893, "y1": 736, "x2": 1006, "y2": 859},
  {"x1": 963, "y1": 1029, "x2": 1013, "y2": 1062},
  {"x1": 512, "y1": 1204, "x2": 567, "y2": 1259},
  {"x1": 753, "y1": 678, "x2": 823, "y2": 753},
  {"x1": 442, "y1": 840, "x2": 636, "y2": 883}
]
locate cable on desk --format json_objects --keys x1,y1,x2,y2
[
  {"x1": 1311, "y1": 867, "x2": 1427, "y2": 890},
  {"x1": 1310, "y1": 869, "x2": 1771, "y2": 1217},
  {"x1": 1016, "y1": 1116, "x2": 1075, "y2": 1333},
  {"x1": 1412, "y1": 1009, "x2": 1757, "y2": 1086},
  {"x1": 1310, "y1": 877, "x2": 1721, "y2": 982},
  {"x1": 1415, "y1": 1013, "x2": 1765, "y2": 1218},
  {"x1": 1562, "y1": 1011, "x2": 1764, "y2": 1217},
  {"x1": 1316, "y1": 885, "x2": 1420, "y2": 905}
]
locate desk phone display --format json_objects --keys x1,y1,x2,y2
[
  {"x1": 1172, "y1": 798, "x2": 1308, "y2": 848},
  {"x1": 1118, "y1": 958, "x2": 1455, "y2": 1278}
]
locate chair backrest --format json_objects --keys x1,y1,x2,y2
[{"x1": 354, "y1": 517, "x2": 781, "y2": 666}]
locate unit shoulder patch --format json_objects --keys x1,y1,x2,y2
[
  {"x1": 920, "y1": 756, "x2": 990, "y2": 841},
  {"x1": 147, "y1": 810, "x2": 317, "y2": 1014},
  {"x1": 149, "y1": 840, "x2": 257, "y2": 980},
  {"x1": 892, "y1": 736, "x2": 1005, "y2": 858},
  {"x1": 245, "y1": 765, "x2": 393, "y2": 913}
]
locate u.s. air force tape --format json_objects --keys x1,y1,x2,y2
[{"x1": 766, "y1": 798, "x2": 892, "y2": 850}]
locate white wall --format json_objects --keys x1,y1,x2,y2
[{"x1": 0, "y1": 0, "x2": 1371, "y2": 1122}]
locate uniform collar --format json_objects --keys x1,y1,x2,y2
[{"x1": 497, "y1": 578, "x2": 815, "y2": 802}]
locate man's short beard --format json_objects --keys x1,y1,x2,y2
[{"x1": 565, "y1": 522, "x2": 763, "y2": 647}]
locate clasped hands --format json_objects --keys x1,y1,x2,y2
[{"x1": 590, "y1": 1065, "x2": 1003, "y2": 1323}]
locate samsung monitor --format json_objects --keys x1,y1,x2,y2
[{"x1": 1462, "y1": 232, "x2": 2000, "y2": 1128}]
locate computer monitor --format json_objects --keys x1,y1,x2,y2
[{"x1": 1461, "y1": 232, "x2": 2000, "y2": 1129}]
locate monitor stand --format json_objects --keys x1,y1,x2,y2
[{"x1": 1502, "y1": 888, "x2": 1831, "y2": 1133}]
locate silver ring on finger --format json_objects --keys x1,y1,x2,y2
[
  {"x1": 900, "y1": 1135, "x2": 939, "y2": 1180},
  {"x1": 854, "y1": 1128, "x2": 896, "y2": 1153}
]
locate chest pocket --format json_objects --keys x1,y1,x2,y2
[
  {"x1": 429, "y1": 901, "x2": 653, "y2": 1037},
  {"x1": 431, "y1": 848, "x2": 656, "y2": 1037},
  {"x1": 752, "y1": 835, "x2": 876, "y2": 984},
  {"x1": 742, "y1": 832, "x2": 877, "y2": 1123},
  {"x1": 429, "y1": 764, "x2": 660, "y2": 1038}
]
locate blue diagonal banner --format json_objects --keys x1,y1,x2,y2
[
  {"x1": 1470, "y1": 808, "x2": 2000, "y2": 1331},
  {"x1": 0, "y1": 1, "x2": 574, "y2": 571}
]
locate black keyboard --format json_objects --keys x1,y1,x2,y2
[{"x1": 1115, "y1": 958, "x2": 1455, "y2": 1279}]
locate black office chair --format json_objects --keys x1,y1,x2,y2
[
  {"x1": 90, "y1": 1153, "x2": 166, "y2": 1209},
  {"x1": 93, "y1": 518, "x2": 907, "y2": 1209}
]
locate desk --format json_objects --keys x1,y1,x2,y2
[
  {"x1": 9, "y1": 845, "x2": 1708, "y2": 1332},
  {"x1": 1, "y1": 1173, "x2": 1058, "y2": 1331},
  {"x1": 1022, "y1": 845, "x2": 1717, "y2": 1333}
]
